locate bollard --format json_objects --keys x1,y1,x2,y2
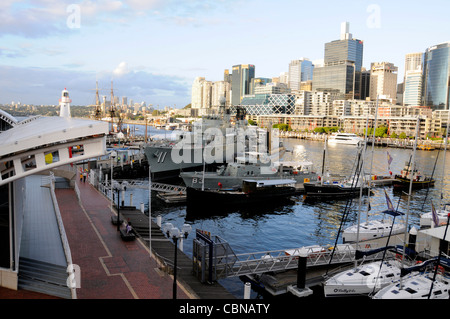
[
  {"x1": 130, "y1": 193, "x2": 133, "y2": 206},
  {"x1": 244, "y1": 282, "x2": 251, "y2": 299},
  {"x1": 140, "y1": 202, "x2": 144, "y2": 213},
  {"x1": 297, "y1": 249, "x2": 308, "y2": 289},
  {"x1": 156, "y1": 215, "x2": 162, "y2": 227}
]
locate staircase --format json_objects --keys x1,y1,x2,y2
[{"x1": 18, "y1": 257, "x2": 72, "y2": 299}]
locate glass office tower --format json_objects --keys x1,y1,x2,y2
[
  {"x1": 231, "y1": 64, "x2": 255, "y2": 106},
  {"x1": 312, "y1": 23, "x2": 364, "y2": 100},
  {"x1": 422, "y1": 42, "x2": 450, "y2": 110}
]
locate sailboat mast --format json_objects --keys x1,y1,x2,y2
[{"x1": 400, "y1": 116, "x2": 420, "y2": 289}]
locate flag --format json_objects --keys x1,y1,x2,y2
[
  {"x1": 384, "y1": 190, "x2": 394, "y2": 212},
  {"x1": 431, "y1": 202, "x2": 439, "y2": 227},
  {"x1": 387, "y1": 151, "x2": 393, "y2": 167}
]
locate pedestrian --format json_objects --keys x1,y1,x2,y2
[
  {"x1": 79, "y1": 173, "x2": 83, "y2": 182},
  {"x1": 83, "y1": 171, "x2": 87, "y2": 182},
  {"x1": 126, "y1": 222, "x2": 132, "y2": 234}
]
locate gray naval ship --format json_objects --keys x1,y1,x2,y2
[
  {"x1": 180, "y1": 156, "x2": 319, "y2": 190},
  {"x1": 143, "y1": 106, "x2": 251, "y2": 180}
]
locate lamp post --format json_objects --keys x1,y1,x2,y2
[
  {"x1": 114, "y1": 182, "x2": 127, "y2": 231},
  {"x1": 110, "y1": 150, "x2": 117, "y2": 213},
  {"x1": 163, "y1": 223, "x2": 192, "y2": 299}
]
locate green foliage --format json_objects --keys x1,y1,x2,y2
[
  {"x1": 248, "y1": 119, "x2": 257, "y2": 126},
  {"x1": 272, "y1": 123, "x2": 291, "y2": 131},
  {"x1": 399, "y1": 132, "x2": 407, "y2": 139}
]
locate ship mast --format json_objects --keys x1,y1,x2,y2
[
  {"x1": 110, "y1": 80, "x2": 116, "y2": 133},
  {"x1": 94, "y1": 81, "x2": 102, "y2": 120}
]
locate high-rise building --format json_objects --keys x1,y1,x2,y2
[
  {"x1": 403, "y1": 69, "x2": 423, "y2": 106},
  {"x1": 369, "y1": 62, "x2": 398, "y2": 103},
  {"x1": 312, "y1": 22, "x2": 364, "y2": 100},
  {"x1": 360, "y1": 69, "x2": 371, "y2": 100},
  {"x1": 191, "y1": 77, "x2": 206, "y2": 109},
  {"x1": 288, "y1": 59, "x2": 313, "y2": 92},
  {"x1": 231, "y1": 64, "x2": 255, "y2": 106},
  {"x1": 422, "y1": 42, "x2": 450, "y2": 110},
  {"x1": 404, "y1": 52, "x2": 423, "y2": 78}
]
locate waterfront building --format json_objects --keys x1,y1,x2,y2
[
  {"x1": 231, "y1": 64, "x2": 255, "y2": 106},
  {"x1": 422, "y1": 42, "x2": 450, "y2": 110},
  {"x1": 288, "y1": 58, "x2": 314, "y2": 92},
  {"x1": 369, "y1": 62, "x2": 398, "y2": 104},
  {"x1": 294, "y1": 91, "x2": 337, "y2": 116},
  {"x1": 239, "y1": 93, "x2": 296, "y2": 117}
]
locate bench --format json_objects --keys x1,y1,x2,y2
[
  {"x1": 111, "y1": 215, "x2": 123, "y2": 225},
  {"x1": 120, "y1": 229, "x2": 136, "y2": 241}
]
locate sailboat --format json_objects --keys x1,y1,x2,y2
[
  {"x1": 324, "y1": 115, "x2": 421, "y2": 298},
  {"x1": 373, "y1": 114, "x2": 450, "y2": 299},
  {"x1": 372, "y1": 256, "x2": 450, "y2": 299},
  {"x1": 342, "y1": 190, "x2": 406, "y2": 243},
  {"x1": 303, "y1": 136, "x2": 369, "y2": 199}
]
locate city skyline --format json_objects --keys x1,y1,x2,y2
[{"x1": 0, "y1": 0, "x2": 448, "y2": 108}]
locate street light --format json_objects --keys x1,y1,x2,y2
[
  {"x1": 165, "y1": 223, "x2": 192, "y2": 299},
  {"x1": 110, "y1": 150, "x2": 117, "y2": 213},
  {"x1": 113, "y1": 182, "x2": 127, "y2": 231}
]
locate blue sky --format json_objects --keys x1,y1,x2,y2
[{"x1": 0, "y1": 0, "x2": 448, "y2": 108}]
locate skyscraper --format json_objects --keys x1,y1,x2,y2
[
  {"x1": 403, "y1": 69, "x2": 423, "y2": 106},
  {"x1": 231, "y1": 64, "x2": 255, "y2": 106},
  {"x1": 369, "y1": 62, "x2": 398, "y2": 103},
  {"x1": 422, "y1": 42, "x2": 450, "y2": 110},
  {"x1": 312, "y1": 22, "x2": 364, "y2": 100},
  {"x1": 288, "y1": 58, "x2": 313, "y2": 92}
]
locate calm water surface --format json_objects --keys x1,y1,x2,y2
[{"x1": 121, "y1": 131, "x2": 450, "y2": 298}]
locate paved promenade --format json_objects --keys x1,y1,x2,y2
[{"x1": 56, "y1": 178, "x2": 192, "y2": 299}]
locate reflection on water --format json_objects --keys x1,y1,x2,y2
[{"x1": 119, "y1": 136, "x2": 450, "y2": 298}]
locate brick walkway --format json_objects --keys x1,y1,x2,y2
[{"x1": 55, "y1": 178, "x2": 192, "y2": 299}]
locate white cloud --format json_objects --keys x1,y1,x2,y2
[{"x1": 113, "y1": 61, "x2": 130, "y2": 76}]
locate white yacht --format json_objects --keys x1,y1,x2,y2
[
  {"x1": 324, "y1": 258, "x2": 403, "y2": 297},
  {"x1": 327, "y1": 132, "x2": 363, "y2": 145},
  {"x1": 420, "y1": 203, "x2": 450, "y2": 228},
  {"x1": 342, "y1": 219, "x2": 406, "y2": 243},
  {"x1": 372, "y1": 267, "x2": 450, "y2": 299}
]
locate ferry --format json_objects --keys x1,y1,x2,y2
[{"x1": 327, "y1": 133, "x2": 363, "y2": 145}]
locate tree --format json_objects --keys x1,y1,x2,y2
[{"x1": 399, "y1": 132, "x2": 407, "y2": 139}]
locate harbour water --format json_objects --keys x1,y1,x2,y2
[{"x1": 119, "y1": 127, "x2": 450, "y2": 298}]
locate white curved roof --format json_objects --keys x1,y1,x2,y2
[
  {"x1": 0, "y1": 116, "x2": 109, "y2": 157},
  {"x1": 0, "y1": 109, "x2": 18, "y2": 127}
]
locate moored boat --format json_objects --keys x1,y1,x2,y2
[
  {"x1": 186, "y1": 179, "x2": 297, "y2": 207},
  {"x1": 392, "y1": 161, "x2": 434, "y2": 190}
]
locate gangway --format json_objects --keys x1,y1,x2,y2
[
  {"x1": 103, "y1": 179, "x2": 186, "y2": 194},
  {"x1": 193, "y1": 230, "x2": 396, "y2": 283}
]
